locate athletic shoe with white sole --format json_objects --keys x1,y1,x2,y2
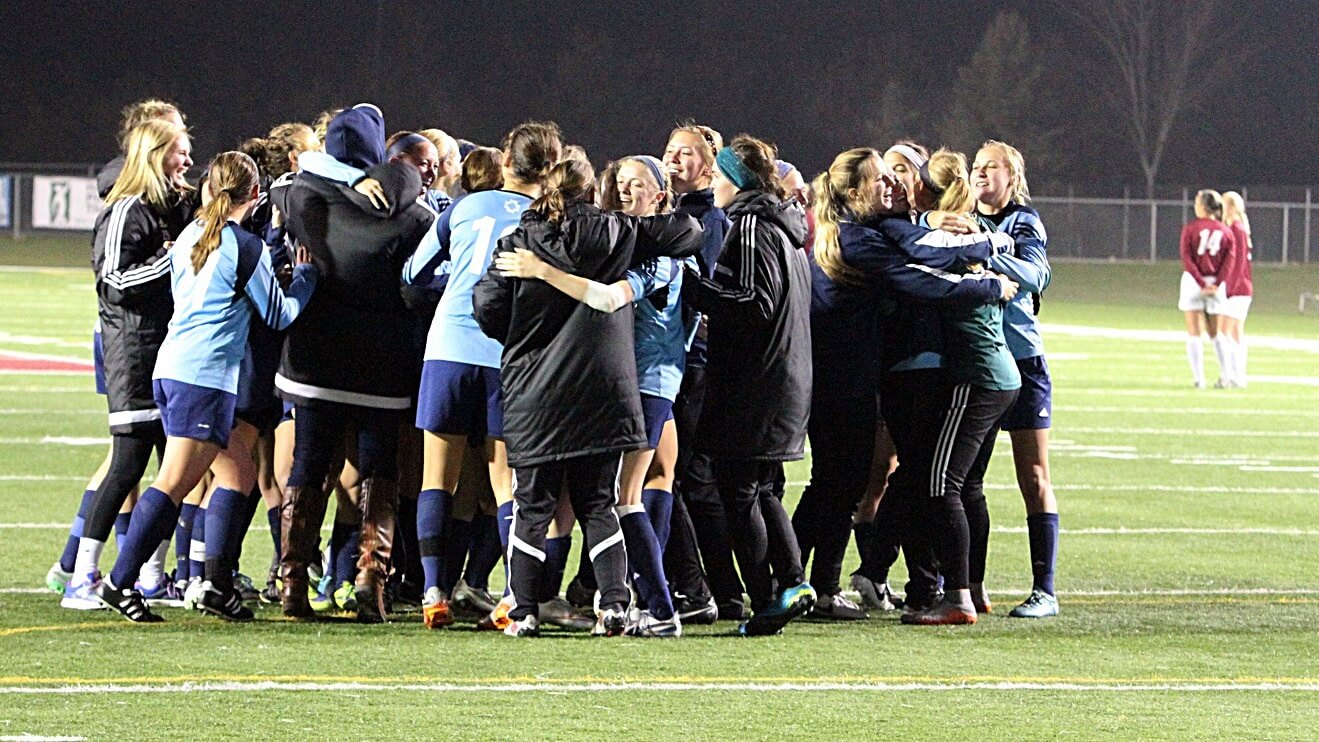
[
  {"x1": 674, "y1": 593, "x2": 719, "y2": 625},
  {"x1": 593, "y1": 605, "x2": 628, "y2": 637},
  {"x1": 741, "y1": 583, "x2": 817, "y2": 636},
  {"x1": 138, "y1": 579, "x2": 184, "y2": 609},
  {"x1": 503, "y1": 614, "x2": 540, "y2": 637},
  {"x1": 901, "y1": 599, "x2": 977, "y2": 626},
  {"x1": 476, "y1": 595, "x2": 514, "y2": 631},
  {"x1": 423, "y1": 586, "x2": 455, "y2": 628},
  {"x1": 61, "y1": 576, "x2": 105, "y2": 611},
  {"x1": 95, "y1": 580, "x2": 162, "y2": 623},
  {"x1": 451, "y1": 578, "x2": 498, "y2": 615},
  {"x1": 810, "y1": 591, "x2": 868, "y2": 621},
  {"x1": 182, "y1": 577, "x2": 205, "y2": 611},
  {"x1": 234, "y1": 572, "x2": 260, "y2": 602},
  {"x1": 198, "y1": 581, "x2": 254, "y2": 621},
  {"x1": 333, "y1": 581, "x2": 358, "y2": 612},
  {"x1": 1009, "y1": 589, "x2": 1060, "y2": 618},
  {"x1": 46, "y1": 562, "x2": 73, "y2": 594},
  {"x1": 851, "y1": 574, "x2": 902, "y2": 611},
  {"x1": 624, "y1": 610, "x2": 682, "y2": 638}
]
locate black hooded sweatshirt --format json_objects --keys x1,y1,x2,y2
[
  {"x1": 683, "y1": 190, "x2": 812, "y2": 461},
  {"x1": 472, "y1": 202, "x2": 703, "y2": 468},
  {"x1": 272, "y1": 161, "x2": 434, "y2": 408}
]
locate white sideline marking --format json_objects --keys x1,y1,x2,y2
[
  {"x1": 1065, "y1": 388, "x2": 1319, "y2": 399},
  {"x1": 1069, "y1": 427, "x2": 1319, "y2": 438},
  {"x1": 0, "y1": 410, "x2": 100, "y2": 415},
  {"x1": 0, "y1": 265, "x2": 85, "y2": 274},
  {"x1": 786, "y1": 481, "x2": 1319, "y2": 495},
  {"x1": 0, "y1": 331, "x2": 91, "y2": 350},
  {"x1": 0, "y1": 387, "x2": 94, "y2": 393},
  {"x1": 994, "y1": 526, "x2": 1319, "y2": 536},
  {"x1": 0, "y1": 680, "x2": 1317, "y2": 695},
  {"x1": 1041, "y1": 323, "x2": 1319, "y2": 354},
  {"x1": 1240, "y1": 466, "x2": 1319, "y2": 473},
  {"x1": 0, "y1": 437, "x2": 110, "y2": 445},
  {"x1": 0, "y1": 475, "x2": 86, "y2": 482},
  {"x1": 0, "y1": 736, "x2": 86, "y2": 741},
  {"x1": 1249, "y1": 375, "x2": 1319, "y2": 387},
  {"x1": 1057, "y1": 405, "x2": 1319, "y2": 418}
]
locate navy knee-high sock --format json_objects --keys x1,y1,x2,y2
[
  {"x1": 330, "y1": 521, "x2": 359, "y2": 588},
  {"x1": 464, "y1": 514, "x2": 501, "y2": 590},
  {"x1": 540, "y1": 536, "x2": 571, "y2": 602},
  {"x1": 266, "y1": 506, "x2": 282, "y2": 560},
  {"x1": 230, "y1": 487, "x2": 262, "y2": 572},
  {"x1": 619, "y1": 508, "x2": 674, "y2": 620},
  {"x1": 441, "y1": 516, "x2": 473, "y2": 594},
  {"x1": 204, "y1": 487, "x2": 246, "y2": 590},
  {"x1": 174, "y1": 503, "x2": 198, "y2": 582},
  {"x1": 1027, "y1": 513, "x2": 1059, "y2": 595},
  {"x1": 496, "y1": 501, "x2": 514, "y2": 596},
  {"x1": 189, "y1": 507, "x2": 207, "y2": 581},
  {"x1": 114, "y1": 512, "x2": 131, "y2": 550},
  {"x1": 109, "y1": 488, "x2": 179, "y2": 589},
  {"x1": 417, "y1": 488, "x2": 451, "y2": 592},
  {"x1": 642, "y1": 489, "x2": 674, "y2": 552},
  {"x1": 59, "y1": 490, "x2": 97, "y2": 573}
]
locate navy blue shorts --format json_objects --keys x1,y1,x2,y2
[
  {"x1": 93, "y1": 328, "x2": 107, "y2": 395},
  {"x1": 640, "y1": 394, "x2": 674, "y2": 449},
  {"x1": 415, "y1": 360, "x2": 503, "y2": 439},
  {"x1": 1000, "y1": 355, "x2": 1052, "y2": 432},
  {"x1": 153, "y1": 379, "x2": 237, "y2": 447}
]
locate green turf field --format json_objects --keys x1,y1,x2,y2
[{"x1": 2, "y1": 243, "x2": 1318, "y2": 740}]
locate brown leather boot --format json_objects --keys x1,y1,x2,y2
[
  {"x1": 355, "y1": 478, "x2": 398, "y2": 624},
  {"x1": 280, "y1": 484, "x2": 329, "y2": 618}
]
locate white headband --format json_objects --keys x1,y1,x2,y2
[{"x1": 884, "y1": 144, "x2": 927, "y2": 170}]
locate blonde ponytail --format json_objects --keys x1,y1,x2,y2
[
  {"x1": 191, "y1": 152, "x2": 259, "y2": 273},
  {"x1": 927, "y1": 149, "x2": 975, "y2": 214},
  {"x1": 812, "y1": 148, "x2": 881, "y2": 286}
]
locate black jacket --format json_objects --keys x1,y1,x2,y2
[
  {"x1": 472, "y1": 203, "x2": 703, "y2": 468},
  {"x1": 91, "y1": 194, "x2": 194, "y2": 433},
  {"x1": 273, "y1": 161, "x2": 434, "y2": 409},
  {"x1": 683, "y1": 191, "x2": 812, "y2": 461}
]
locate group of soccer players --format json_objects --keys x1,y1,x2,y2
[
  {"x1": 1179, "y1": 189, "x2": 1254, "y2": 389},
  {"x1": 42, "y1": 97, "x2": 1060, "y2": 637}
]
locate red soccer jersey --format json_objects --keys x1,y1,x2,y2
[
  {"x1": 1180, "y1": 218, "x2": 1236, "y2": 289},
  {"x1": 1225, "y1": 222, "x2": 1253, "y2": 297}
]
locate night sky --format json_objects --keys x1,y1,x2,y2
[{"x1": 3, "y1": 1, "x2": 1315, "y2": 194}]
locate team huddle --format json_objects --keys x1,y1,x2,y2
[{"x1": 44, "y1": 98, "x2": 1060, "y2": 637}]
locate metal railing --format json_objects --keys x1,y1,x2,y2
[{"x1": 1033, "y1": 188, "x2": 1314, "y2": 265}]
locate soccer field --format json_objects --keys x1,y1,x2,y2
[{"x1": 2, "y1": 251, "x2": 1318, "y2": 740}]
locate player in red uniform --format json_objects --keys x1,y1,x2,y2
[
  {"x1": 1177, "y1": 190, "x2": 1236, "y2": 388},
  {"x1": 1216, "y1": 191, "x2": 1253, "y2": 387}
]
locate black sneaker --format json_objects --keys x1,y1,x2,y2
[
  {"x1": 565, "y1": 576, "x2": 595, "y2": 609},
  {"x1": 810, "y1": 591, "x2": 869, "y2": 621},
  {"x1": 198, "y1": 581, "x2": 255, "y2": 621},
  {"x1": 95, "y1": 580, "x2": 163, "y2": 623},
  {"x1": 717, "y1": 600, "x2": 748, "y2": 622},
  {"x1": 674, "y1": 593, "x2": 719, "y2": 625}
]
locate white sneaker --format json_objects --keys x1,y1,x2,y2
[
  {"x1": 46, "y1": 562, "x2": 73, "y2": 593},
  {"x1": 60, "y1": 576, "x2": 104, "y2": 610},
  {"x1": 625, "y1": 610, "x2": 682, "y2": 638},
  {"x1": 182, "y1": 576, "x2": 205, "y2": 610}
]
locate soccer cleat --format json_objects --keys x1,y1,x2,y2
[
  {"x1": 476, "y1": 595, "x2": 514, "y2": 631},
  {"x1": 970, "y1": 584, "x2": 992, "y2": 615},
  {"x1": 95, "y1": 580, "x2": 163, "y2": 623},
  {"x1": 717, "y1": 600, "x2": 749, "y2": 622},
  {"x1": 333, "y1": 581, "x2": 358, "y2": 612},
  {"x1": 503, "y1": 614, "x2": 540, "y2": 638},
  {"x1": 309, "y1": 590, "x2": 336, "y2": 613},
  {"x1": 233, "y1": 572, "x2": 260, "y2": 602},
  {"x1": 60, "y1": 576, "x2": 105, "y2": 611},
  {"x1": 593, "y1": 605, "x2": 628, "y2": 637},
  {"x1": 46, "y1": 562, "x2": 73, "y2": 594},
  {"x1": 198, "y1": 581, "x2": 255, "y2": 621},
  {"x1": 182, "y1": 577, "x2": 206, "y2": 611},
  {"x1": 900, "y1": 600, "x2": 977, "y2": 626},
  {"x1": 624, "y1": 610, "x2": 683, "y2": 638},
  {"x1": 809, "y1": 591, "x2": 869, "y2": 621},
  {"x1": 451, "y1": 579, "x2": 498, "y2": 615},
  {"x1": 564, "y1": 576, "x2": 595, "y2": 609},
  {"x1": 740, "y1": 583, "x2": 817, "y2": 636},
  {"x1": 674, "y1": 593, "x2": 719, "y2": 625},
  {"x1": 422, "y1": 587, "x2": 455, "y2": 629},
  {"x1": 260, "y1": 576, "x2": 282, "y2": 605},
  {"x1": 1009, "y1": 589, "x2": 1060, "y2": 618},
  {"x1": 139, "y1": 578, "x2": 184, "y2": 609},
  {"x1": 539, "y1": 597, "x2": 595, "y2": 631}
]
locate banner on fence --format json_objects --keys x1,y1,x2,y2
[
  {"x1": 0, "y1": 175, "x2": 11, "y2": 229},
  {"x1": 31, "y1": 175, "x2": 102, "y2": 230}
]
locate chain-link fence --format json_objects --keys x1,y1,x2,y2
[{"x1": 1034, "y1": 188, "x2": 1315, "y2": 265}]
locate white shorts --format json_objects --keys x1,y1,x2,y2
[
  {"x1": 1213, "y1": 294, "x2": 1252, "y2": 320},
  {"x1": 1178, "y1": 272, "x2": 1224, "y2": 312}
]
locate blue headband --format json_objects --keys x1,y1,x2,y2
[
  {"x1": 716, "y1": 147, "x2": 760, "y2": 191},
  {"x1": 387, "y1": 132, "x2": 430, "y2": 160},
  {"x1": 627, "y1": 155, "x2": 667, "y2": 191}
]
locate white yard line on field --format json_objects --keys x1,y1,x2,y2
[
  {"x1": 0, "y1": 331, "x2": 90, "y2": 350},
  {"x1": 785, "y1": 481, "x2": 1319, "y2": 495},
  {"x1": 0, "y1": 437, "x2": 110, "y2": 445},
  {"x1": 1067, "y1": 427, "x2": 1319, "y2": 438},
  {"x1": 1056, "y1": 405, "x2": 1319, "y2": 417},
  {"x1": 1041, "y1": 323, "x2": 1319, "y2": 354}
]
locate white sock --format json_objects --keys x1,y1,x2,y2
[
  {"x1": 1236, "y1": 339, "x2": 1248, "y2": 384},
  {"x1": 1186, "y1": 337, "x2": 1205, "y2": 386},
  {"x1": 140, "y1": 539, "x2": 170, "y2": 589},
  {"x1": 189, "y1": 536, "x2": 206, "y2": 569},
  {"x1": 72, "y1": 537, "x2": 105, "y2": 582},
  {"x1": 1212, "y1": 335, "x2": 1232, "y2": 382}
]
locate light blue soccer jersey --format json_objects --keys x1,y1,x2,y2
[
  {"x1": 626, "y1": 256, "x2": 694, "y2": 402},
  {"x1": 154, "y1": 221, "x2": 316, "y2": 393},
  {"x1": 985, "y1": 205, "x2": 1050, "y2": 360},
  {"x1": 405, "y1": 190, "x2": 532, "y2": 368}
]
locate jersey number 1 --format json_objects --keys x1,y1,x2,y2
[{"x1": 470, "y1": 216, "x2": 518, "y2": 275}]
